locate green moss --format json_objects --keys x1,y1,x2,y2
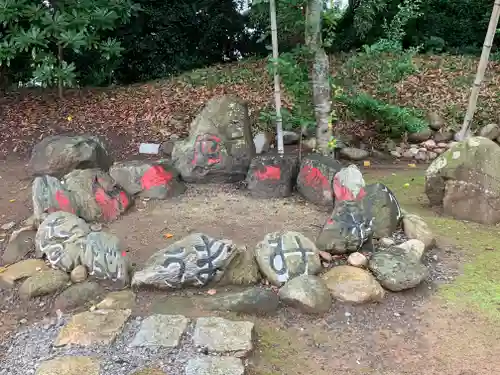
[{"x1": 366, "y1": 169, "x2": 500, "y2": 321}]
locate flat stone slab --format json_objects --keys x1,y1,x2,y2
[
  {"x1": 36, "y1": 356, "x2": 100, "y2": 375},
  {"x1": 193, "y1": 317, "x2": 253, "y2": 357},
  {"x1": 185, "y1": 357, "x2": 245, "y2": 375},
  {"x1": 54, "y1": 309, "x2": 131, "y2": 347},
  {"x1": 0, "y1": 259, "x2": 48, "y2": 288},
  {"x1": 130, "y1": 314, "x2": 189, "y2": 348}
]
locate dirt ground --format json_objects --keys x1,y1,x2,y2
[{"x1": 0, "y1": 157, "x2": 499, "y2": 375}]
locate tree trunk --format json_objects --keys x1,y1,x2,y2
[
  {"x1": 269, "y1": 0, "x2": 284, "y2": 154},
  {"x1": 456, "y1": 0, "x2": 500, "y2": 141},
  {"x1": 306, "y1": 0, "x2": 332, "y2": 155},
  {"x1": 57, "y1": 44, "x2": 63, "y2": 99}
]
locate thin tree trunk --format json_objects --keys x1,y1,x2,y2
[
  {"x1": 269, "y1": 0, "x2": 284, "y2": 154},
  {"x1": 456, "y1": 0, "x2": 500, "y2": 141},
  {"x1": 306, "y1": 0, "x2": 332, "y2": 155},
  {"x1": 57, "y1": 44, "x2": 63, "y2": 99}
]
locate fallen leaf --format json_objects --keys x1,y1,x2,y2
[
  {"x1": 363, "y1": 160, "x2": 371, "y2": 167},
  {"x1": 164, "y1": 233, "x2": 174, "y2": 239},
  {"x1": 9, "y1": 199, "x2": 16, "y2": 203},
  {"x1": 408, "y1": 163, "x2": 416, "y2": 168},
  {"x1": 403, "y1": 183, "x2": 410, "y2": 188}
]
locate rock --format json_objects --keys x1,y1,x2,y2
[
  {"x1": 70, "y1": 265, "x2": 88, "y2": 283},
  {"x1": 1, "y1": 221, "x2": 15, "y2": 231},
  {"x1": 80, "y1": 232, "x2": 131, "y2": 287},
  {"x1": 433, "y1": 129, "x2": 454, "y2": 143},
  {"x1": 316, "y1": 166, "x2": 373, "y2": 254},
  {"x1": 395, "y1": 239, "x2": 426, "y2": 261},
  {"x1": 97, "y1": 290, "x2": 136, "y2": 310},
  {"x1": 383, "y1": 138, "x2": 398, "y2": 152},
  {"x1": 296, "y1": 153, "x2": 342, "y2": 207},
  {"x1": 321, "y1": 265, "x2": 385, "y2": 303},
  {"x1": 255, "y1": 231, "x2": 321, "y2": 286},
  {"x1": 281, "y1": 130, "x2": 300, "y2": 145},
  {"x1": 433, "y1": 148, "x2": 445, "y2": 154},
  {"x1": 347, "y1": 252, "x2": 368, "y2": 267},
  {"x1": 415, "y1": 150, "x2": 428, "y2": 161},
  {"x1": 185, "y1": 357, "x2": 244, "y2": 375},
  {"x1": 421, "y1": 139, "x2": 436, "y2": 149},
  {"x1": 18, "y1": 269, "x2": 69, "y2": 299},
  {"x1": 214, "y1": 246, "x2": 261, "y2": 287},
  {"x1": 253, "y1": 132, "x2": 272, "y2": 154},
  {"x1": 203, "y1": 287, "x2": 279, "y2": 314},
  {"x1": 369, "y1": 250, "x2": 429, "y2": 291},
  {"x1": 425, "y1": 137, "x2": 500, "y2": 225},
  {"x1": 361, "y1": 182, "x2": 403, "y2": 238},
  {"x1": 171, "y1": 95, "x2": 255, "y2": 183},
  {"x1": 2, "y1": 227, "x2": 36, "y2": 265},
  {"x1": 437, "y1": 142, "x2": 448, "y2": 148},
  {"x1": 35, "y1": 211, "x2": 90, "y2": 272},
  {"x1": 63, "y1": 168, "x2": 132, "y2": 222},
  {"x1": 408, "y1": 128, "x2": 432, "y2": 142},
  {"x1": 32, "y1": 175, "x2": 78, "y2": 222},
  {"x1": 132, "y1": 233, "x2": 233, "y2": 289},
  {"x1": 378, "y1": 237, "x2": 395, "y2": 247},
  {"x1": 159, "y1": 139, "x2": 177, "y2": 157},
  {"x1": 0, "y1": 259, "x2": 48, "y2": 288},
  {"x1": 246, "y1": 154, "x2": 298, "y2": 198},
  {"x1": 35, "y1": 356, "x2": 100, "y2": 375},
  {"x1": 340, "y1": 147, "x2": 369, "y2": 161},
  {"x1": 278, "y1": 275, "x2": 332, "y2": 314},
  {"x1": 302, "y1": 138, "x2": 316, "y2": 150},
  {"x1": 427, "y1": 112, "x2": 444, "y2": 131},
  {"x1": 130, "y1": 314, "x2": 189, "y2": 347},
  {"x1": 132, "y1": 369, "x2": 166, "y2": 375},
  {"x1": 402, "y1": 213, "x2": 436, "y2": 250},
  {"x1": 390, "y1": 150, "x2": 401, "y2": 158},
  {"x1": 54, "y1": 309, "x2": 131, "y2": 347},
  {"x1": 29, "y1": 135, "x2": 112, "y2": 178},
  {"x1": 193, "y1": 317, "x2": 254, "y2": 357},
  {"x1": 54, "y1": 281, "x2": 104, "y2": 311},
  {"x1": 109, "y1": 160, "x2": 186, "y2": 199},
  {"x1": 428, "y1": 151, "x2": 438, "y2": 159},
  {"x1": 478, "y1": 123, "x2": 500, "y2": 140},
  {"x1": 402, "y1": 149, "x2": 418, "y2": 158}
]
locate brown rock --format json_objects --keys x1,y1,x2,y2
[
  {"x1": 433, "y1": 129, "x2": 454, "y2": 143},
  {"x1": 347, "y1": 252, "x2": 368, "y2": 267},
  {"x1": 96, "y1": 290, "x2": 136, "y2": 310},
  {"x1": 427, "y1": 112, "x2": 444, "y2": 131},
  {"x1": 321, "y1": 265, "x2": 384, "y2": 304},
  {"x1": 131, "y1": 369, "x2": 167, "y2": 375},
  {"x1": 0, "y1": 259, "x2": 48, "y2": 288},
  {"x1": 18, "y1": 269, "x2": 69, "y2": 299},
  {"x1": 70, "y1": 265, "x2": 88, "y2": 283},
  {"x1": 54, "y1": 281, "x2": 104, "y2": 311},
  {"x1": 402, "y1": 213, "x2": 436, "y2": 250},
  {"x1": 35, "y1": 356, "x2": 100, "y2": 375},
  {"x1": 54, "y1": 309, "x2": 131, "y2": 347},
  {"x1": 2, "y1": 227, "x2": 36, "y2": 265}
]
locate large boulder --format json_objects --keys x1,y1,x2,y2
[
  {"x1": 109, "y1": 160, "x2": 186, "y2": 199},
  {"x1": 29, "y1": 135, "x2": 112, "y2": 178},
  {"x1": 64, "y1": 169, "x2": 132, "y2": 222},
  {"x1": 255, "y1": 231, "x2": 321, "y2": 286},
  {"x1": 171, "y1": 95, "x2": 255, "y2": 183},
  {"x1": 425, "y1": 136, "x2": 500, "y2": 224},
  {"x1": 361, "y1": 183, "x2": 403, "y2": 238},
  {"x1": 32, "y1": 175, "x2": 78, "y2": 221},
  {"x1": 296, "y1": 154, "x2": 342, "y2": 207},
  {"x1": 131, "y1": 233, "x2": 234, "y2": 289}
]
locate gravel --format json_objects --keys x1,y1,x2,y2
[{"x1": 0, "y1": 314, "x2": 203, "y2": 375}]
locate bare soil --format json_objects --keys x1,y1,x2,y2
[{"x1": 0, "y1": 158, "x2": 498, "y2": 375}]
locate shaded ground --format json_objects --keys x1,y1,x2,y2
[{"x1": 1, "y1": 158, "x2": 500, "y2": 375}]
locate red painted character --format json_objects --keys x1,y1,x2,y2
[
  {"x1": 254, "y1": 165, "x2": 281, "y2": 181},
  {"x1": 300, "y1": 165, "x2": 330, "y2": 190},
  {"x1": 141, "y1": 165, "x2": 173, "y2": 190}
]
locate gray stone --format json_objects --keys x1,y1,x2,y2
[
  {"x1": 369, "y1": 251, "x2": 429, "y2": 292},
  {"x1": 193, "y1": 317, "x2": 254, "y2": 357},
  {"x1": 479, "y1": 123, "x2": 500, "y2": 140},
  {"x1": 427, "y1": 112, "x2": 444, "y2": 131},
  {"x1": 130, "y1": 314, "x2": 189, "y2": 348},
  {"x1": 2, "y1": 227, "x2": 36, "y2": 265},
  {"x1": 185, "y1": 357, "x2": 244, "y2": 375},
  {"x1": 433, "y1": 129, "x2": 454, "y2": 142},
  {"x1": 0, "y1": 259, "x2": 48, "y2": 288},
  {"x1": 278, "y1": 275, "x2": 332, "y2": 314},
  {"x1": 18, "y1": 269, "x2": 69, "y2": 299},
  {"x1": 402, "y1": 213, "x2": 436, "y2": 250},
  {"x1": 203, "y1": 287, "x2": 279, "y2": 314},
  {"x1": 70, "y1": 265, "x2": 88, "y2": 283},
  {"x1": 340, "y1": 147, "x2": 369, "y2": 161},
  {"x1": 255, "y1": 231, "x2": 321, "y2": 286},
  {"x1": 54, "y1": 281, "x2": 104, "y2": 311},
  {"x1": 96, "y1": 290, "x2": 136, "y2": 310},
  {"x1": 407, "y1": 128, "x2": 432, "y2": 142},
  {"x1": 281, "y1": 130, "x2": 300, "y2": 145},
  {"x1": 35, "y1": 356, "x2": 101, "y2": 375},
  {"x1": 253, "y1": 132, "x2": 271, "y2": 154}
]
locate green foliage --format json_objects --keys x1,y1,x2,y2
[{"x1": 0, "y1": 0, "x2": 137, "y2": 89}]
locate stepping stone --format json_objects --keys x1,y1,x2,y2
[
  {"x1": 54, "y1": 309, "x2": 131, "y2": 347},
  {"x1": 18, "y1": 269, "x2": 69, "y2": 299},
  {"x1": 185, "y1": 357, "x2": 244, "y2": 375},
  {"x1": 0, "y1": 259, "x2": 48, "y2": 288},
  {"x1": 97, "y1": 290, "x2": 136, "y2": 310},
  {"x1": 193, "y1": 317, "x2": 253, "y2": 357},
  {"x1": 132, "y1": 369, "x2": 167, "y2": 375},
  {"x1": 54, "y1": 281, "x2": 104, "y2": 312},
  {"x1": 130, "y1": 314, "x2": 189, "y2": 348},
  {"x1": 36, "y1": 356, "x2": 100, "y2": 375}
]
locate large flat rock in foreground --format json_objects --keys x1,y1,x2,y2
[
  {"x1": 130, "y1": 314, "x2": 189, "y2": 348},
  {"x1": 185, "y1": 357, "x2": 245, "y2": 375}
]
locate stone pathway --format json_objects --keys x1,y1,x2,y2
[{"x1": 1, "y1": 310, "x2": 253, "y2": 375}]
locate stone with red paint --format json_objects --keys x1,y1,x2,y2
[
  {"x1": 245, "y1": 154, "x2": 298, "y2": 198},
  {"x1": 32, "y1": 175, "x2": 78, "y2": 222},
  {"x1": 296, "y1": 154, "x2": 342, "y2": 208},
  {"x1": 171, "y1": 95, "x2": 255, "y2": 183},
  {"x1": 110, "y1": 160, "x2": 186, "y2": 199}
]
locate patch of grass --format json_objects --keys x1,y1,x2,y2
[{"x1": 366, "y1": 169, "x2": 500, "y2": 321}]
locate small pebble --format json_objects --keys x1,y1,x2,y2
[
  {"x1": 347, "y1": 252, "x2": 368, "y2": 267},
  {"x1": 345, "y1": 312, "x2": 352, "y2": 317},
  {"x1": 19, "y1": 318, "x2": 27, "y2": 324}
]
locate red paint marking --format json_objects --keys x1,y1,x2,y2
[
  {"x1": 55, "y1": 190, "x2": 75, "y2": 213},
  {"x1": 255, "y1": 165, "x2": 281, "y2": 181},
  {"x1": 191, "y1": 134, "x2": 222, "y2": 166},
  {"x1": 300, "y1": 165, "x2": 330, "y2": 189},
  {"x1": 118, "y1": 191, "x2": 130, "y2": 209},
  {"x1": 94, "y1": 187, "x2": 121, "y2": 221},
  {"x1": 121, "y1": 251, "x2": 127, "y2": 257},
  {"x1": 326, "y1": 218, "x2": 334, "y2": 225},
  {"x1": 333, "y1": 176, "x2": 366, "y2": 201},
  {"x1": 141, "y1": 166, "x2": 173, "y2": 190}
]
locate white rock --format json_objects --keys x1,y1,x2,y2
[
  {"x1": 421, "y1": 139, "x2": 436, "y2": 149},
  {"x1": 433, "y1": 148, "x2": 445, "y2": 154},
  {"x1": 428, "y1": 151, "x2": 438, "y2": 159},
  {"x1": 253, "y1": 132, "x2": 271, "y2": 154},
  {"x1": 379, "y1": 237, "x2": 395, "y2": 247},
  {"x1": 347, "y1": 252, "x2": 368, "y2": 267},
  {"x1": 436, "y1": 142, "x2": 448, "y2": 148},
  {"x1": 396, "y1": 239, "x2": 426, "y2": 260},
  {"x1": 415, "y1": 151, "x2": 428, "y2": 161}
]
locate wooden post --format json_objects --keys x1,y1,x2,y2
[
  {"x1": 456, "y1": 0, "x2": 500, "y2": 141},
  {"x1": 269, "y1": 0, "x2": 284, "y2": 154}
]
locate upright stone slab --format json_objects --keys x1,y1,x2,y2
[
  {"x1": 171, "y1": 95, "x2": 255, "y2": 183},
  {"x1": 193, "y1": 317, "x2": 254, "y2": 357},
  {"x1": 296, "y1": 154, "x2": 342, "y2": 207},
  {"x1": 110, "y1": 160, "x2": 186, "y2": 199},
  {"x1": 130, "y1": 314, "x2": 189, "y2": 347},
  {"x1": 246, "y1": 154, "x2": 298, "y2": 198},
  {"x1": 185, "y1": 357, "x2": 245, "y2": 375}
]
